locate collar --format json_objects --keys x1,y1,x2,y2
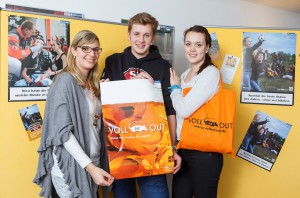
[{"x1": 17, "y1": 27, "x2": 26, "y2": 39}]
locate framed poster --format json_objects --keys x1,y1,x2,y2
[
  {"x1": 8, "y1": 14, "x2": 70, "y2": 101},
  {"x1": 241, "y1": 32, "x2": 296, "y2": 105}
]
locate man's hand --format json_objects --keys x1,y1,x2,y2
[{"x1": 131, "y1": 72, "x2": 154, "y2": 84}]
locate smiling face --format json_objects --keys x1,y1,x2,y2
[
  {"x1": 257, "y1": 53, "x2": 264, "y2": 62},
  {"x1": 184, "y1": 31, "x2": 209, "y2": 67},
  {"x1": 71, "y1": 41, "x2": 100, "y2": 76},
  {"x1": 128, "y1": 24, "x2": 155, "y2": 59},
  {"x1": 254, "y1": 114, "x2": 261, "y2": 122},
  {"x1": 244, "y1": 37, "x2": 252, "y2": 47}
]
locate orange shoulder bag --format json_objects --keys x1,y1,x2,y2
[{"x1": 176, "y1": 77, "x2": 236, "y2": 157}]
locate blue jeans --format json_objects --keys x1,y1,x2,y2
[
  {"x1": 14, "y1": 74, "x2": 52, "y2": 86},
  {"x1": 248, "y1": 143, "x2": 255, "y2": 154},
  {"x1": 113, "y1": 174, "x2": 169, "y2": 198},
  {"x1": 242, "y1": 70, "x2": 252, "y2": 91},
  {"x1": 242, "y1": 133, "x2": 253, "y2": 151},
  {"x1": 250, "y1": 79, "x2": 261, "y2": 92},
  {"x1": 23, "y1": 122, "x2": 29, "y2": 131}
]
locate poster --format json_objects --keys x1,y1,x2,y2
[
  {"x1": 101, "y1": 79, "x2": 174, "y2": 179},
  {"x1": 18, "y1": 104, "x2": 43, "y2": 141},
  {"x1": 237, "y1": 111, "x2": 292, "y2": 171},
  {"x1": 220, "y1": 54, "x2": 240, "y2": 84},
  {"x1": 8, "y1": 15, "x2": 70, "y2": 101},
  {"x1": 241, "y1": 32, "x2": 296, "y2": 105},
  {"x1": 209, "y1": 33, "x2": 222, "y2": 61}
]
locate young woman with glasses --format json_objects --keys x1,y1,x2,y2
[{"x1": 33, "y1": 30, "x2": 114, "y2": 198}]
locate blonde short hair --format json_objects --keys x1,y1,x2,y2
[{"x1": 128, "y1": 12, "x2": 158, "y2": 35}]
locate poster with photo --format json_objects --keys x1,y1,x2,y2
[
  {"x1": 209, "y1": 33, "x2": 222, "y2": 61},
  {"x1": 101, "y1": 79, "x2": 174, "y2": 179},
  {"x1": 8, "y1": 15, "x2": 70, "y2": 101},
  {"x1": 241, "y1": 32, "x2": 296, "y2": 106},
  {"x1": 237, "y1": 111, "x2": 292, "y2": 171},
  {"x1": 18, "y1": 104, "x2": 43, "y2": 141},
  {"x1": 220, "y1": 54, "x2": 240, "y2": 84}
]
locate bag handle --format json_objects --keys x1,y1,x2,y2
[{"x1": 219, "y1": 72, "x2": 223, "y2": 90}]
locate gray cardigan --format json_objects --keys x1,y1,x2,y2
[{"x1": 33, "y1": 72, "x2": 109, "y2": 198}]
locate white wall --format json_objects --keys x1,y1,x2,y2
[{"x1": 1, "y1": 0, "x2": 300, "y2": 74}]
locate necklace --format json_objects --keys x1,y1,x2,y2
[{"x1": 85, "y1": 80, "x2": 100, "y2": 128}]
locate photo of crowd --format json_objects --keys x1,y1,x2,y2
[
  {"x1": 237, "y1": 111, "x2": 292, "y2": 171},
  {"x1": 241, "y1": 32, "x2": 296, "y2": 93},
  {"x1": 8, "y1": 15, "x2": 70, "y2": 101},
  {"x1": 18, "y1": 104, "x2": 43, "y2": 141},
  {"x1": 209, "y1": 33, "x2": 222, "y2": 61}
]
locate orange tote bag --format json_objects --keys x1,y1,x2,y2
[{"x1": 177, "y1": 78, "x2": 236, "y2": 157}]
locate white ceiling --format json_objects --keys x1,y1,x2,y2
[{"x1": 243, "y1": 0, "x2": 300, "y2": 14}]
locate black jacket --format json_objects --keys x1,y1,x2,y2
[{"x1": 102, "y1": 45, "x2": 175, "y2": 116}]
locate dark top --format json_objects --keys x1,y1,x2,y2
[
  {"x1": 247, "y1": 119, "x2": 268, "y2": 136},
  {"x1": 251, "y1": 60, "x2": 266, "y2": 81},
  {"x1": 243, "y1": 40, "x2": 263, "y2": 71},
  {"x1": 53, "y1": 53, "x2": 66, "y2": 71},
  {"x1": 102, "y1": 45, "x2": 175, "y2": 116},
  {"x1": 22, "y1": 49, "x2": 52, "y2": 76}
]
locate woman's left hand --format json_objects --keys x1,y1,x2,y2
[
  {"x1": 86, "y1": 163, "x2": 114, "y2": 186},
  {"x1": 170, "y1": 68, "x2": 180, "y2": 86},
  {"x1": 173, "y1": 151, "x2": 182, "y2": 174}
]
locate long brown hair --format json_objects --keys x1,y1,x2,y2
[
  {"x1": 184, "y1": 25, "x2": 216, "y2": 74},
  {"x1": 56, "y1": 30, "x2": 100, "y2": 96}
]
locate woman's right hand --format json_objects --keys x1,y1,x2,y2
[
  {"x1": 170, "y1": 68, "x2": 180, "y2": 86},
  {"x1": 85, "y1": 163, "x2": 114, "y2": 186}
]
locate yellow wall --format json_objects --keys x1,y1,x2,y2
[
  {"x1": 0, "y1": 10, "x2": 129, "y2": 198},
  {"x1": 207, "y1": 27, "x2": 300, "y2": 198},
  {"x1": 1, "y1": 9, "x2": 299, "y2": 198}
]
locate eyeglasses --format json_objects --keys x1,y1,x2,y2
[{"x1": 77, "y1": 46, "x2": 102, "y2": 54}]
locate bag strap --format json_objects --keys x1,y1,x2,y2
[
  {"x1": 219, "y1": 72, "x2": 223, "y2": 91},
  {"x1": 183, "y1": 71, "x2": 223, "y2": 96}
]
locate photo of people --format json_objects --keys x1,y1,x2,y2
[
  {"x1": 220, "y1": 54, "x2": 240, "y2": 85},
  {"x1": 8, "y1": 15, "x2": 70, "y2": 101},
  {"x1": 241, "y1": 32, "x2": 296, "y2": 106},
  {"x1": 209, "y1": 33, "x2": 222, "y2": 61},
  {"x1": 18, "y1": 104, "x2": 43, "y2": 141},
  {"x1": 237, "y1": 111, "x2": 292, "y2": 171}
]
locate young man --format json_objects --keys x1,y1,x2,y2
[{"x1": 102, "y1": 12, "x2": 181, "y2": 198}]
